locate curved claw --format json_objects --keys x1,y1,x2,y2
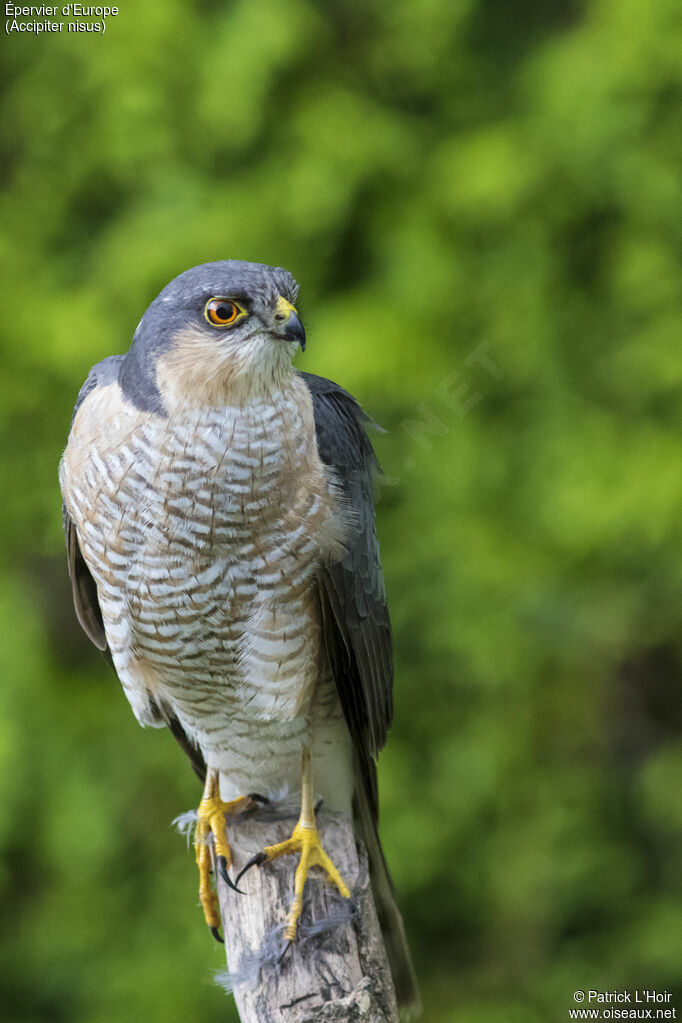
[
  {"x1": 209, "y1": 925, "x2": 224, "y2": 944},
  {"x1": 249, "y1": 793, "x2": 269, "y2": 805},
  {"x1": 217, "y1": 854, "x2": 245, "y2": 894},
  {"x1": 235, "y1": 850, "x2": 267, "y2": 888},
  {"x1": 277, "y1": 939, "x2": 293, "y2": 964}
]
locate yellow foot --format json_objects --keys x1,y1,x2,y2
[
  {"x1": 236, "y1": 820, "x2": 351, "y2": 942},
  {"x1": 194, "y1": 773, "x2": 264, "y2": 942}
]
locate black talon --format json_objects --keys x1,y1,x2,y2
[
  {"x1": 218, "y1": 854, "x2": 245, "y2": 894},
  {"x1": 278, "y1": 939, "x2": 293, "y2": 964},
  {"x1": 235, "y1": 850, "x2": 267, "y2": 888},
  {"x1": 249, "y1": 793, "x2": 269, "y2": 805},
  {"x1": 209, "y1": 925, "x2": 224, "y2": 944},
  {"x1": 314, "y1": 798, "x2": 323, "y2": 815}
]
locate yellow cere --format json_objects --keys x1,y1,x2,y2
[{"x1": 275, "y1": 296, "x2": 298, "y2": 320}]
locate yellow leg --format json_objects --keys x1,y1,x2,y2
[
  {"x1": 194, "y1": 769, "x2": 260, "y2": 941},
  {"x1": 236, "y1": 748, "x2": 351, "y2": 942}
]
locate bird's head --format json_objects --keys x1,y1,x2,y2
[{"x1": 119, "y1": 260, "x2": 305, "y2": 412}]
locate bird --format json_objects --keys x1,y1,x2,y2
[{"x1": 59, "y1": 259, "x2": 419, "y2": 1014}]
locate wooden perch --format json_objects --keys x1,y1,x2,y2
[{"x1": 217, "y1": 804, "x2": 399, "y2": 1023}]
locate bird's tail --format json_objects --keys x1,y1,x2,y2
[{"x1": 353, "y1": 762, "x2": 422, "y2": 1019}]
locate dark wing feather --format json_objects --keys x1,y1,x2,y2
[
  {"x1": 149, "y1": 699, "x2": 207, "y2": 782},
  {"x1": 64, "y1": 508, "x2": 108, "y2": 651},
  {"x1": 301, "y1": 374, "x2": 421, "y2": 1013},
  {"x1": 62, "y1": 357, "x2": 206, "y2": 782},
  {"x1": 300, "y1": 371, "x2": 393, "y2": 821}
]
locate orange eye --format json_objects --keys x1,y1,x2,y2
[{"x1": 205, "y1": 298, "x2": 244, "y2": 327}]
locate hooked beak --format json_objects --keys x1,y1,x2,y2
[
  {"x1": 274, "y1": 296, "x2": 306, "y2": 351},
  {"x1": 283, "y1": 310, "x2": 306, "y2": 351}
]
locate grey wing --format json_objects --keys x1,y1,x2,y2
[
  {"x1": 301, "y1": 374, "x2": 421, "y2": 1013},
  {"x1": 62, "y1": 357, "x2": 207, "y2": 782},
  {"x1": 300, "y1": 371, "x2": 393, "y2": 820}
]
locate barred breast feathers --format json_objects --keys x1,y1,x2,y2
[
  {"x1": 62, "y1": 371, "x2": 349, "y2": 560},
  {"x1": 60, "y1": 370, "x2": 351, "y2": 747}
]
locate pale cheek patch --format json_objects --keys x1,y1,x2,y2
[
  {"x1": 156, "y1": 328, "x2": 295, "y2": 409},
  {"x1": 156, "y1": 328, "x2": 237, "y2": 407}
]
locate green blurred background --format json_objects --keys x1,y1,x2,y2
[{"x1": 2, "y1": 0, "x2": 682, "y2": 1020}]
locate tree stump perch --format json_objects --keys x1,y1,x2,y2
[{"x1": 216, "y1": 804, "x2": 399, "y2": 1022}]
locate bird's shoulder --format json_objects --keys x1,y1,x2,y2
[
  {"x1": 70, "y1": 354, "x2": 125, "y2": 422},
  {"x1": 297, "y1": 370, "x2": 359, "y2": 404},
  {"x1": 63, "y1": 354, "x2": 156, "y2": 478},
  {"x1": 297, "y1": 371, "x2": 379, "y2": 475}
]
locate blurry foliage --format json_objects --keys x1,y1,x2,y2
[{"x1": 1, "y1": 0, "x2": 682, "y2": 1019}]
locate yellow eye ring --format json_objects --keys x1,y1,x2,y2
[{"x1": 205, "y1": 298, "x2": 245, "y2": 327}]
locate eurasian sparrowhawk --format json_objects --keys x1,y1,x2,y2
[{"x1": 59, "y1": 260, "x2": 418, "y2": 1013}]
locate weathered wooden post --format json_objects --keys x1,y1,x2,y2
[{"x1": 216, "y1": 804, "x2": 400, "y2": 1022}]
